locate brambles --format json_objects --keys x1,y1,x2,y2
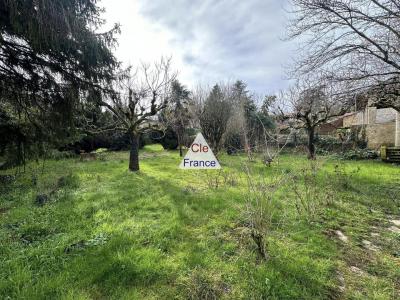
[
  {"x1": 332, "y1": 163, "x2": 361, "y2": 191},
  {"x1": 290, "y1": 162, "x2": 334, "y2": 221},
  {"x1": 242, "y1": 165, "x2": 286, "y2": 260},
  {"x1": 204, "y1": 168, "x2": 238, "y2": 189},
  {"x1": 334, "y1": 150, "x2": 378, "y2": 161}
]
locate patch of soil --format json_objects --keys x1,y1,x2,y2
[
  {"x1": 388, "y1": 226, "x2": 400, "y2": 234},
  {"x1": 389, "y1": 219, "x2": 400, "y2": 227},
  {"x1": 334, "y1": 230, "x2": 349, "y2": 243},
  {"x1": 336, "y1": 271, "x2": 346, "y2": 293},
  {"x1": 361, "y1": 240, "x2": 380, "y2": 252},
  {"x1": 349, "y1": 266, "x2": 365, "y2": 276}
]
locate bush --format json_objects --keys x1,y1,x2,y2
[
  {"x1": 334, "y1": 149, "x2": 378, "y2": 160},
  {"x1": 224, "y1": 132, "x2": 243, "y2": 155},
  {"x1": 290, "y1": 162, "x2": 334, "y2": 221},
  {"x1": 159, "y1": 127, "x2": 178, "y2": 150},
  {"x1": 315, "y1": 131, "x2": 368, "y2": 155},
  {"x1": 57, "y1": 173, "x2": 80, "y2": 189},
  {"x1": 47, "y1": 150, "x2": 77, "y2": 160},
  {"x1": 242, "y1": 165, "x2": 286, "y2": 260},
  {"x1": 62, "y1": 131, "x2": 148, "y2": 153},
  {"x1": 332, "y1": 163, "x2": 360, "y2": 190},
  {"x1": 94, "y1": 148, "x2": 108, "y2": 154},
  {"x1": 316, "y1": 135, "x2": 342, "y2": 153}
]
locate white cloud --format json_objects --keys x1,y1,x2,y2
[{"x1": 100, "y1": 0, "x2": 296, "y2": 94}]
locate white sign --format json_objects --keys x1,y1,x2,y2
[{"x1": 179, "y1": 133, "x2": 221, "y2": 169}]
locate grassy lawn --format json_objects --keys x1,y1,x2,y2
[{"x1": 0, "y1": 145, "x2": 399, "y2": 299}]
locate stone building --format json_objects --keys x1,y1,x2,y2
[{"x1": 342, "y1": 107, "x2": 400, "y2": 149}]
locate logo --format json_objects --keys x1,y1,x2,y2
[{"x1": 179, "y1": 133, "x2": 221, "y2": 169}]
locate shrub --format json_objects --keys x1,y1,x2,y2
[
  {"x1": 94, "y1": 148, "x2": 108, "y2": 154},
  {"x1": 334, "y1": 149, "x2": 378, "y2": 160},
  {"x1": 204, "y1": 169, "x2": 238, "y2": 189},
  {"x1": 242, "y1": 165, "x2": 286, "y2": 260},
  {"x1": 61, "y1": 131, "x2": 147, "y2": 153},
  {"x1": 315, "y1": 135, "x2": 342, "y2": 153},
  {"x1": 224, "y1": 132, "x2": 243, "y2": 155},
  {"x1": 332, "y1": 163, "x2": 360, "y2": 190},
  {"x1": 57, "y1": 173, "x2": 80, "y2": 189},
  {"x1": 47, "y1": 150, "x2": 76, "y2": 160},
  {"x1": 159, "y1": 127, "x2": 178, "y2": 150},
  {"x1": 289, "y1": 162, "x2": 334, "y2": 221},
  {"x1": 109, "y1": 133, "x2": 131, "y2": 151}
]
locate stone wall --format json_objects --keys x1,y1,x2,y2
[
  {"x1": 343, "y1": 107, "x2": 397, "y2": 126},
  {"x1": 366, "y1": 122, "x2": 396, "y2": 149},
  {"x1": 343, "y1": 113, "x2": 359, "y2": 127},
  {"x1": 396, "y1": 112, "x2": 400, "y2": 147}
]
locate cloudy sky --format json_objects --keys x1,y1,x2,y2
[{"x1": 101, "y1": 0, "x2": 297, "y2": 95}]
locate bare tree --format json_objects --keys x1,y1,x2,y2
[
  {"x1": 276, "y1": 81, "x2": 347, "y2": 159},
  {"x1": 369, "y1": 77, "x2": 400, "y2": 110},
  {"x1": 99, "y1": 58, "x2": 176, "y2": 171},
  {"x1": 288, "y1": 0, "x2": 400, "y2": 111},
  {"x1": 256, "y1": 112, "x2": 295, "y2": 166}
]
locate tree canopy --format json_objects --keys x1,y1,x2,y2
[
  {"x1": 199, "y1": 84, "x2": 231, "y2": 154},
  {"x1": 289, "y1": 0, "x2": 400, "y2": 111},
  {"x1": 0, "y1": 0, "x2": 119, "y2": 166},
  {"x1": 0, "y1": 0, "x2": 119, "y2": 94}
]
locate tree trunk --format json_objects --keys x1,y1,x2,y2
[
  {"x1": 244, "y1": 131, "x2": 252, "y2": 161},
  {"x1": 307, "y1": 127, "x2": 316, "y2": 160},
  {"x1": 178, "y1": 135, "x2": 183, "y2": 157},
  {"x1": 129, "y1": 133, "x2": 140, "y2": 171},
  {"x1": 395, "y1": 111, "x2": 400, "y2": 147}
]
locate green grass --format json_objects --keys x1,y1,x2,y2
[{"x1": 0, "y1": 145, "x2": 399, "y2": 299}]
